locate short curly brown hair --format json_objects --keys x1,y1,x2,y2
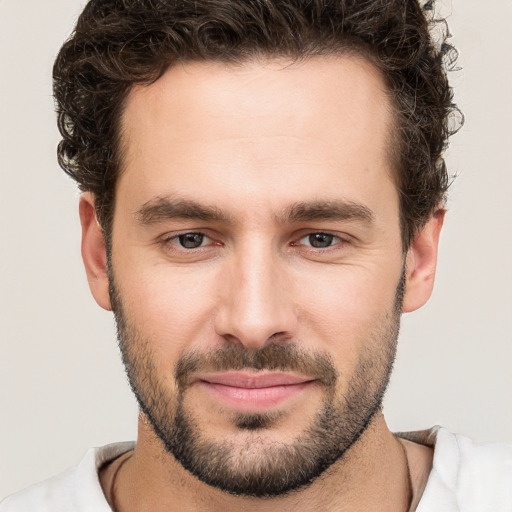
[{"x1": 53, "y1": 0, "x2": 461, "y2": 249}]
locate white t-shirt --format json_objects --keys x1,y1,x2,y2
[{"x1": 1, "y1": 427, "x2": 511, "y2": 511}]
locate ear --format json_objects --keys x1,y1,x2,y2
[
  {"x1": 402, "y1": 209, "x2": 445, "y2": 313},
  {"x1": 79, "y1": 192, "x2": 112, "y2": 311}
]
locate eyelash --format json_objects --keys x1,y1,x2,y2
[
  {"x1": 160, "y1": 230, "x2": 349, "y2": 254},
  {"x1": 293, "y1": 232, "x2": 345, "y2": 250},
  {"x1": 162, "y1": 232, "x2": 215, "y2": 251}
]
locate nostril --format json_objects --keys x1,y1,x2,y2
[
  {"x1": 220, "y1": 333, "x2": 242, "y2": 345},
  {"x1": 268, "y1": 331, "x2": 288, "y2": 341}
]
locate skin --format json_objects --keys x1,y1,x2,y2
[{"x1": 80, "y1": 55, "x2": 443, "y2": 511}]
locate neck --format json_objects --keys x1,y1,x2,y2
[{"x1": 101, "y1": 411, "x2": 425, "y2": 512}]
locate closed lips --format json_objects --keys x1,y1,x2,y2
[
  {"x1": 197, "y1": 371, "x2": 315, "y2": 388},
  {"x1": 194, "y1": 371, "x2": 317, "y2": 411}
]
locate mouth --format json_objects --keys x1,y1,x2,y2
[{"x1": 195, "y1": 371, "x2": 317, "y2": 412}]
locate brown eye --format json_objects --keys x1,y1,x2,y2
[{"x1": 177, "y1": 233, "x2": 205, "y2": 248}]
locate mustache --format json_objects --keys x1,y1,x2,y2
[{"x1": 174, "y1": 341, "x2": 338, "y2": 389}]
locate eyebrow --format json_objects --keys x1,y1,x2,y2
[
  {"x1": 134, "y1": 196, "x2": 374, "y2": 226},
  {"x1": 277, "y1": 200, "x2": 374, "y2": 225},
  {"x1": 135, "y1": 197, "x2": 232, "y2": 225}
]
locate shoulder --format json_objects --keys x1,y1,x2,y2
[
  {"x1": 433, "y1": 427, "x2": 512, "y2": 479},
  {"x1": 412, "y1": 426, "x2": 512, "y2": 512},
  {"x1": 0, "y1": 442, "x2": 134, "y2": 512}
]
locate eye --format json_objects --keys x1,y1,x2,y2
[
  {"x1": 300, "y1": 232, "x2": 340, "y2": 249},
  {"x1": 173, "y1": 232, "x2": 210, "y2": 249}
]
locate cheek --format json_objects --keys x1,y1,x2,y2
[
  {"x1": 293, "y1": 265, "x2": 401, "y2": 364},
  {"x1": 297, "y1": 263, "x2": 400, "y2": 319},
  {"x1": 114, "y1": 260, "x2": 222, "y2": 360}
]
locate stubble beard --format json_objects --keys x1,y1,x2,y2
[{"x1": 109, "y1": 271, "x2": 404, "y2": 498}]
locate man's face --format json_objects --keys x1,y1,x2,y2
[{"x1": 109, "y1": 56, "x2": 406, "y2": 496}]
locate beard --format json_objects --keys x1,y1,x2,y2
[{"x1": 109, "y1": 270, "x2": 404, "y2": 498}]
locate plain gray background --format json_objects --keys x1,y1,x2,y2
[{"x1": 1, "y1": 0, "x2": 511, "y2": 499}]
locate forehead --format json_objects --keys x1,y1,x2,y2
[{"x1": 117, "y1": 55, "x2": 397, "y2": 222}]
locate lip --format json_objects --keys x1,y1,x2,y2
[{"x1": 195, "y1": 371, "x2": 316, "y2": 411}]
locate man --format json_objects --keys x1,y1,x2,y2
[{"x1": 1, "y1": 0, "x2": 511, "y2": 510}]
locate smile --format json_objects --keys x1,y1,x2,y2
[{"x1": 196, "y1": 371, "x2": 317, "y2": 411}]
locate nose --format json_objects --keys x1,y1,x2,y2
[{"x1": 213, "y1": 243, "x2": 298, "y2": 349}]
